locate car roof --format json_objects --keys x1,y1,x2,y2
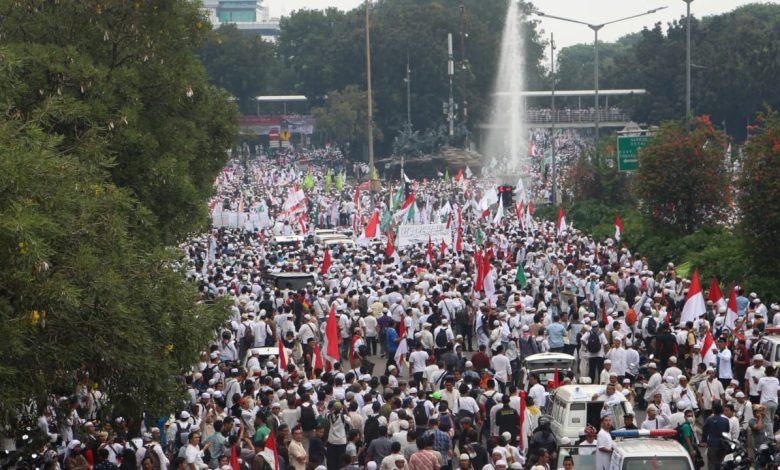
[
  {"x1": 524, "y1": 352, "x2": 576, "y2": 362},
  {"x1": 614, "y1": 438, "x2": 689, "y2": 456},
  {"x1": 553, "y1": 385, "x2": 626, "y2": 402},
  {"x1": 269, "y1": 272, "x2": 315, "y2": 279}
]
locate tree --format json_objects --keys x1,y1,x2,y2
[
  {"x1": 0, "y1": 0, "x2": 238, "y2": 243},
  {"x1": 568, "y1": 136, "x2": 634, "y2": 205},
  {"x1": 200, "y1": 25, "x2": 277, "y2": 115},
  {"x1": 0, "y1": 50, "x2": 228, "y2": 439},
  {"x1": 312, "y1": 85, "x2": 382, "y2": 159},
  {"x1": 739, "y1": 109, "x2": 780, "y2": 274},
  {"x1": 635, "y1": 116, "x2": 730, "y2": 234}
]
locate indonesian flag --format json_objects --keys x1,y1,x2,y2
[
  {"x1": 446, "y1": 212, "x2": 452, "y2": 229},
  {"x1": 725, "y1": 287, "x2": 739, "y2": 331},
  {"x1": 519, "y1": 391, "x2": 528, "y2": 450},
  {"x1": 325, "y1": 306, "x2": 340, "y2": 362},
  {"x1": 426, "y1": 236, "x2": 434, "y2": 265},
  {"x1": 514, "y1": 177, "x2": 528, "y2": 204},
  {"x1": 230, "y1": 445, "x2": 241, "y2": 470},
  {"x1": 615, "y1": 214, "x2": 624, "y2": 241},
  {"x1": 358, "y1": 210, "x2": 380, "y2": 245},
  {"x1": 556, "y1": 207, "x2": 567, "y2": 236},
  {"x1": 265, "y1": 430, "x2": 280, "y2": 470},
  {"x1": 456, "y1": 226, "x2": 463, "y2": 252},
  {"x1": 440, "y1": 239, "x2": 448, "y2": 257},
  {"x1": 386, "y1": 230, "x2": 401, "y2": 267},
  {"x1": 708, "y1": 278, "x2": 727, "y2": 312},
  {"x1": 278, "y1": 337, "x2": 287, "y2": 371},
  {"x1": 475, "y1": 250, "x2": 484, "y2": 291},
  {"x1": 454, "y1": 168, "x2": 464, "y2": 182},
  {"x1": 312, "y1": 342, "x2": 324, "y2": 372},
  {"x1": 701, "y1": 328, "x2": 717, "y2": 367},
  {"x1": 394, "y1": 194, "x2": 416, "y2": 221},
  {"x1": 515, "y1": 202, "x2": 524, "y2": 221},
  {"x1": 320, "y1": 249, "x2": 332, "y2": 275},
  {"x1": 352, "y1": 187, "x2": 361, "y2": 232},
  {"x1": 679, "y1": 269, "x2": 706, "y2": 326}
]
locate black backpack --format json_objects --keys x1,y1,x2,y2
[
  {"x1": 586, "y1": 331, "x2": 602, "y2": 353},
  {"x1": 455, "y1": 307, "x2": 469, "y2": 326},
  {"x1": 481, "y1": 392, "x2": 498, "y2": 426},
  {"x1": 300, "y1": 404, "x2": 317, "y2": 431},
  {"x1": 413, "y1": 401, "x2": 429, "y2": 428},
  {"x1": 241, "y1": 323, "x2": 255, "y2": 348},
  {"x1": 364, "y1": 414, "x2": 380, "y2": 442},
  {"x1": 646, "y1": 317, "x2": 658, "y2": 336},
  {"x1": 435, "y1": 328, "x2": 448, "y2": 348},
  {"x1": 174, "y1": 422, "x2": 192, "y2": 448}
]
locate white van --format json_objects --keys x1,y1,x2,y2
[
  {"x1": 518, "y1": 352, "x2": 576, "y2": 392},
  {"x1": 755, "y1": 334, "x2": 780, "y2": 370},
  {"x1": 611, "y1": 438, "x2": 694, "y2": 470},
  {"x1": 548, "y1": 384, "x2": 632, "y2": 443}
]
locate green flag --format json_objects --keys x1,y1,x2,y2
[
  {"x1": 391, "y1": 185, "x2": 404, "y2": 211},
  {"x1": 371, "y1": 166, "x2": 379, "y2": 180},
  {"x1": 407, "y1": 202, "x2": 416, "y2": 222},
  {"x1": 380, "y1": 210, "x2": 392, "y2": 232},
  {"x1": 336, "y1": 172, "x2": 344, "y2": 191},
  {"x1": 475, "y1": 227, "x2": 484, "y2": 246},
  {"x1": 303, "y1": 173, "x2": 314, "y2": 190},
  {"x1": 444, "y1": 168, "x2": 450, "y2": 182},
  {"x1": 516, "y1": 264, "x2": 526, "y2": 289},
  {"x1": 325, "y1": 169, "x2": 332, "y2": 191}
]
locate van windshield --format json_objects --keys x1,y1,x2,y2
[{"x1": 621, "y1": 456, "x2": 691, "y2": 470}]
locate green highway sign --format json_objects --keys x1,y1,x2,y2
[{"x1": 617, "y1": 135, "x2": 650, "y2": 172}]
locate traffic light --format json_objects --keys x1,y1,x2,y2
[{"x1": 498, "y1": 185, "x2": 514, "y2": 206}]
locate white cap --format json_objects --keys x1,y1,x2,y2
[
  {"x1": 647, "y1": 362, "x2": 657, "y2": 369},
  {"x1": 755, "y1": 354, "x2": 765, "y2": 361},
  {"x1": 496, "y1": 461, "x2": 507, "y2": 467}
]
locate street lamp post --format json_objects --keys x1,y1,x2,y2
[
  {"x1": 684, "y1": 0, "x2": 693, "y2": 132},
  {"x1": 550, "y1": 33, "x2": 557, "y2": 207},
  {"x1": 536, "y1": 7, "x2": 667, "y2": 160},
  {"x1": 365, "y1": 0, "x2": 378, "y2": 191}
]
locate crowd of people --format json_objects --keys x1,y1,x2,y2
[{"x1": 26, "y1": 148, "x2": 780, "y2": 470}]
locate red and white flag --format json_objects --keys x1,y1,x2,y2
[
  {"x1": 264, "y1": 430, "x2": 280, "y2": 470},
  {"x1": 395, "y1": 317, "x2": 408, "y2": 369},
  {"x1": 701, "y1": 328, "x2": 717, "y2": 367},
  {"x1": 679, "y1": 269, "x2": 706, "y2": 326},
  {"x1": 426, "y1": 236, "x2": 434, "y2": 265},
  {"x1": 320, "y1": 249, "x2": 332, "y2": 275},
  {"x1": 394, "y1": 194, "x2": 416, "y2": 221},
  {"x1": 357, "y1": 210, "x2": 380, "y2": 245},
  {"x1": 325, "y1": 306, "x2": 340, "y2": 363},
  {"x1": 556, "y1": 207, "x2": 567, "y2": 236},
  {"x1": 312, "y1": 343, "x2": 324, "y2": 372},
  {"x1": 455, "y1": 226, "x2": 462, "y2": 253},
  {"x1": 708, "y1": 278, "x2": 727, "y2": 313},
  {"x1": 725, "y1": 286, "x2": 739, "y2": 331},
  {"x1": 278, "y1": 337, "x2": 287, "y2": 371},
  {"x1": 615, "y1": 214, "x2": 624, "y2": 241},
  {"x1": 440, "y1": 239, "x2": 448, "y2": 258}
]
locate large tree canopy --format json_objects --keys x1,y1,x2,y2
[{"x1": 0, "y1": 0, "x2": 238, "y2": 243}]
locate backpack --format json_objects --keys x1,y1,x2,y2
[
  {"x1": 455, "y1": 307, "x2": 469, "y2": 326},
  {"x1": 264, "y1": 324, "x2": 275, "y2": 347},
  {"x1": 242, "y1": 323, "x2": 255, "y2": 347},
  {"x1": 413, "y1": 401, "x2": 429, "y2": 428},
  {"x1": 300, "y1": 404, "x2": 317, "y2": 432},
  {"x1": 456, "y1": 398, "x2": 475, "y2": 424},
  {"x1": 586, "y1": 331, "x2": 602, "y2": 354},
  {"x1": 646, "y1": 317, "x2": 658, "y2": 336},
  {"x1": 364, "y1": 414, "x2": 380, "y2": 443},
  {"x1": 175, "y1": 422, "x2": 192, "y2": 447},
  {"x1": 435, "y1": 328, "x2": 448, "y2": 348},
  {"x1": 143, "y1": 444, "x2": 162, "y2": 470},
  {"x1": 481, "y1": 392, "x2": 497, "y2": 426}
]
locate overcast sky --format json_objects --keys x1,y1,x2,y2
[{"x1": 265, "y1": 0, "x2": 776, "y2": 49}]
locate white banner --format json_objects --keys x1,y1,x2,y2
[
  {"x1": 396, "y1": 223, "x2": 450, "y2": 248},
  {"x1": 211, "y1": 210, "x2": 272, "y2": 230}
]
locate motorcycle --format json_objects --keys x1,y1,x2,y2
[
  {"x1": 722, "y1": 432, "x2": 751, "y2": 470},
  {"x1": 756, "y1": 440, "x2": 779, "y2": 470}
]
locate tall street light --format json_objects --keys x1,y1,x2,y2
[
  {"x1": 536, "y1": 7, "x2": 667, "y2": 160},
  {"x1": 365, "y1": 0, "x2": 378, "y2": 191},
  {"x1": 684, "y1": 0, "x2": 693, "y2": 132}
]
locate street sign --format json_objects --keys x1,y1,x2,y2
[
  {"x1": 269, "y1": 128, "x2": 280, "y2": 140},
  {"x1": 617, "y1": 135, "x2": 649, "y2": 172},
  {"x1": 280, "y1": 130, "x2": 291, "y2": 141}
]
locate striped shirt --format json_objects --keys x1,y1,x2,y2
[{"x1": 408, "y1": 449, "x2": 440, "y2": 470}]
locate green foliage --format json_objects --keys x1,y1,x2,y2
[
  {"x1": 556, "y1": 3, "x2": 780, "y2": 141},
  {"x1": 311, "y1": 85, "x2": 382, "y2": 158},
  {"x1": 739, "y1": 109, "x2": 780, "y2": 275},
  {"x1": 200, "y1": 25, "x2": 277, "y2": 115},
  {"x1": 0, "y1": 109, "x2": 228, "y2": 431},
  {"x1": 275, "y1": 1, "x2": 546, "y2": 155},
  {"x1": 635, "y1": 116, "x2": 730, "y2": 234},
  {"x1": 0, "y1": 0, "x2": 238, "y2": 243},
  {"x1": 568, "y1": 137, "x2": 634, "y2": 205}
]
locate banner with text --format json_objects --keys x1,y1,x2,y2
[{"x1": 396, "y1": 223, "x2": 450, "y2": 248}]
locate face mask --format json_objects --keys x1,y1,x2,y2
[{"x1": 687, "y1": 417, "x2": 695, "y2": 424}]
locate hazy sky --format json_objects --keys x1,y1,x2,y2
[{"x1": 265, "y1": 0, "x2": 776, "y2": 49}]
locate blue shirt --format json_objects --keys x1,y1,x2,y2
[
  {"x1": 702, "y1": 414, "x2": 730, "y2": 447},
  {"x1": 386, "y1": 328, "x2": 399, "y2": 354},
  {"x1": 547, "y1": 322, "x2": 566, "y2": 348},
  {"x1": 737, "y1": 296, "x2": 750, "y2": 316}
]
